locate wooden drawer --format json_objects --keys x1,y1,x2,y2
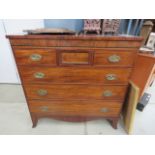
[
  {"x1": 9, "y1": 38, "x2": 142, "y2": 48},
  {"x1": 13, "y1": 47, "x2": 136, "y2": 67},
  {"x1": 57, "y1": 48, "x2": 136, "y2": 67},
  {"x1": 24, "y1": 84, "x2": 127, "y2": 100},
  {"x1": 19, "y1": 67, "x2": 131, "y2": 84},
  {"x1": 94, "y1": 50, "x2": 136, "y2": 67},
  {"x1": 28, "y1": 100, "x2": 122, "y2": 117},
  {"x1": 57, "y1": 49, "x2": 93, "y2": 66},
  {"x1": 13, "y1": 48, "x2": 56, "y2": 65}
]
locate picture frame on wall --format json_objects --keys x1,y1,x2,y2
[{"x1": 146, "y1": 32, "x2": 155, "y2": 50}]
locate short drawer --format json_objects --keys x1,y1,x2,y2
[
  {"x1": 94, "y1": 50, "x2": 136, "y2": 67},
  {"x1": 24, "y1": 84, "x2": 127, "y2": 100},
  {"x1": 13, "y1": 48, "x2": 56, "y2": 65},
  {"x1": 28, "y1": 100, "x2": 122, "y2": 117},
  {"x1": 19, "y1": 67, "x2": 131, "y2": 84},
  {"x1": 56, "y1": 48, "x2": 137, "y2": 67}
]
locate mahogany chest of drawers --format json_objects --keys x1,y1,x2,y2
[{"x1": 7, "y1": 35, "x2": 142, "y2": 129}]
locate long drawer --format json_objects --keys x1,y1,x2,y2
[
  {"x1": 24, "y1": 84, "x2": 127, "y2": 100},
  {"x1": 10, "y1": 38, "x2": 142, "y2": 48},
  {"x1": 28, "y1": 100, "x2": 122, "y2": 117},
  {"x1": 19, "y1": 67, "x2": 131, "y2": 84},
  {"x1": 13, "y1": 48, "x2": 136, "y2": 67}
]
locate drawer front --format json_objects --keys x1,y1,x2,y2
[
  {"x1": 24, "y1": 84, "x2": 127, "y2": 100},
  {"x1": 13, "y1": 47, "x2": 137, "y2": 67},
  {"x1": 19, "y1": 67, "x2": 131, "y2": 84},
  {"x1": 13, "y1": 48, "x2": 56, "y2": 65},
  {"x1": 28, "y1": 100, "x2": 122, "y2": 117},
  {"x1": 57, "y1": 50, "x2": 93, "y2": 66},
  {"x1": 94, "y1": 51, "x2": 136, "y2": 67},
  {"x1": 10, "y1": 39, "x2": 142, "y2": 48}
]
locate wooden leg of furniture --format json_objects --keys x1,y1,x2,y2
[
  {"x1": 107, "y1": 118, "x2": 119, "y2": 129},
  {"x1": 31, "y1": 113, "x2": 38, "y2": 128},
  {"x1": 30, "y1": 115, "x2": 119, "y2": 129}
]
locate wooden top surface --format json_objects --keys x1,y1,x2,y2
[
  {"x1": 6, "y1": 34, "x2": 143, "y2": 41},
  {"x1": 138, "y1": 53, "x2": 155, "y2": 59}
]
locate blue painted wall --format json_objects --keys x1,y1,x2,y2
[
  {"x1": 119, "y1": 19, "x2": 144, "y2": 35},
  {"x1": 44, "y1": 19, "x2": 83, "y2": 32},
  {"x1": 44, "y1": 19, "x2": 144, "y2": 35}
]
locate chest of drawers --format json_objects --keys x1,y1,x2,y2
[{"x1": 7, "y1": 35, "x2": 142, "y2": 129}]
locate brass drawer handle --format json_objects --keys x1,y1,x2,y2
[
  {"x1": 108, "y1": 55, "x2": 120, "y2": 63},
  {"x1": 106, "y1": 74, "x2": 117, "y2": 81},
  {"x1": 39, "y1": 106, "x2": 49, "y2": 112},
  {"x1": 34, "y1": 72, "x2": 45, "y2": 79},
  {"x1": 100, "y1": 108, "x2": 109, "y2": 113},
  {"x1": 30, "y1": 54, "x2": 42, "y2": 61},
  {"x1": 37, "y1": 89, "x2": 48, "y2": 96},
  {"x1": 103, "y1": 90, "x2": 113, "y2": 97}
]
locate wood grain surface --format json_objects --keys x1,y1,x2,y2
[
  {"x1": 18, "y1": 66, "x2": 131, "y2": 84},
  {"x1": 29, "y1": 100, "x2": 122, "y2": 117},
  {"x1": 24, "y1": 84, "x2": 127, "y2": 100},
  {"x1": 7, "y1": 34, "x2": 142, "y2": 128}
]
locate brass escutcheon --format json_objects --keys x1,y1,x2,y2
[
  {"x1": 37, "y1": 89, "x2": 48, "y2": 96},
  {"x1": 30, "y1": 54, "x2": 42, "y2": 61},
  {"x1": 100, "y1": 108, "x2": 109, "y2": 113},
  {"x1": 39, "y1": 106, "x2": 49, "y2": 112},
  {"x1": 34, "y1": 72, "x2": 45, "y2": 79},
  {"x1": 108, "y1": 55, "x2": 120, "y2": 63},
  {"x1": 106, "y1": 74, "x2": 117, "y2": 81},
  {"x1": 103, "y1": 90, "x2": 113, "y2": 97}
]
